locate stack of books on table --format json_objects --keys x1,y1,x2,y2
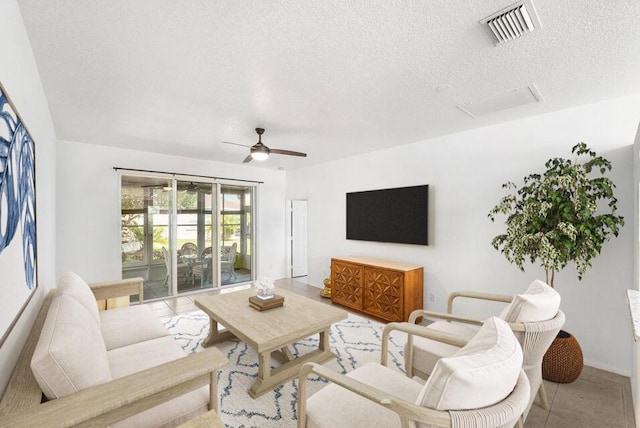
[{"x1": 248, "y1": 294, "x2": 285, "y2": 311}]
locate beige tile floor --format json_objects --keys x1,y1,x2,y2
[{"x1": 148, "y1": 278, "x2": 635, "y2": 428}]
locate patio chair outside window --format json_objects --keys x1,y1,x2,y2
[
  {"x1": 221, "y1": 242, "x2": 237, "y2": 280},
  {"x1": 162, "y1": 246, "x2": 191, "y2": 286},
  {"x1": 191, "y1": 246, "x2": 213, "y2": 286}
]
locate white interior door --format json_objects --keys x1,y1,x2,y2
[{"x1": 290, "y1": 200, "x2": 308, "y2": 277}]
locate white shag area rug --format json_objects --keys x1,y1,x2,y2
[{"x1": 162, "y1": 310, "x2": 407, "y2": 428}]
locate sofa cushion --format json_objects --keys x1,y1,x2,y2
[
  {"x1": 406, "y1": 321, "x2": 478, "y2": 377},
  {"x1": 107, "y1": 335, "x2": 189, "y2": 379},
  {"x1": 306, "y1": 362, "x2": 423, "y2": 428},
  {"x1": 107, "y1": 335, "x2": 210, "y2": 428},
  {"x1": 100, "y1": 305, "x2": 170, "y2": 351},
  {"x1": 499, "y1": 280, "x2": 561, "y2": 323},
  {"x1": 57, "y1": 271, "x2": 101, "y2": 325},
  {"x1": 31, "y1": 294, "x2": 111, "y2": 399},
  {"x1": 418, "y1": 317, "x2": 522, "y2": 411}
]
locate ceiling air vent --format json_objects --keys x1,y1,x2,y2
[{"x1": 481, "y1": 0, "x2": 541, "y2": 45}]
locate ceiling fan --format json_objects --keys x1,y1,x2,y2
[
  {"x1": 184, "y1": 182, "x2": 199, "y2": 193},
  {"x1": 223, "y1": 128, "x2": 307, "y2": 163}
]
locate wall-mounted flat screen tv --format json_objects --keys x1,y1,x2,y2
[{"x1": 346, "y1": 185, "x2": 429, "y2": 245}]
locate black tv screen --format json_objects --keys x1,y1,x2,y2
[{"x1": 346, "y1": 185, "x2": 429, "y2": 245}]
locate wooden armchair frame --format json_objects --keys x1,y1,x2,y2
[
  {"x1": 0, "y1": 278, "x2": 228, "y2": 427},
  {"x1": 298, "y1": 321, "x2": 529, "y2": 428}
]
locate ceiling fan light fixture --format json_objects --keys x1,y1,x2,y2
[
  {"x1": 223, "y1": 127, "x2": 306, "y2": 163},
  {"x1": 250, "y1": 141, "x2": 270, "y2": 160},
  {"x1": 251, "y1": 151, "x2": 269, "y2": 161}
]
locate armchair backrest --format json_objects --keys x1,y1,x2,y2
[
  {"x1": 500, "y1": 280, "x2": 565, "y2": 420},
  {"x1": 162, "y1": 246, "x2": 170, "y2": 268},
  {"x1": 180, "y1": 242, "x2": 197, "y2": 256},
  {"x1": 417, "y1": 317, "x2": 524, "y2": 413},
  {"x1": 229, "y1": 242, "x2": 237, "y2": 262},
  {"x1": 449, "y1": 370, "x2": 530, "y2": 428},
  {"x1": 416, "y1": 317, "x2": 528, "y2": 428},
  {"x1": 222, "y1": 243, "x2": 237, "y2": 263},
  {"x1": 519, "y1": 310, "x2": 565, "y2": 419},
  {"x1": 499, "y1": 280, "x2": 560, "y2": 323},
  {"x1": 201, "y1": 246, "x2": 212, "y2": 258}
]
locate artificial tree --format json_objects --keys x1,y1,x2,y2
[{"x1": 488, "y1": 142, "x2": 624, "y2": 287}]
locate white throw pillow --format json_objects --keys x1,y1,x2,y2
[
  {"x1": 417, "y1": 316, "x2": 523, "y2": 411},
  {"x1": 499, "y1": 280, "x2": 561, "y2": 323}
]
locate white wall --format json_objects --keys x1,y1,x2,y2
[
  {"x1": 287, "y1": 94, "x2": 640, "y2": 375},
  {"x1": 56, "y1": 141, "x2": 287, "y2": 283},
  {"x1": 0, "y1": 0, "x2": 57, "y2": 396},
  {"x1": 632, "y1": 122, "x2": 640, "y2": 426}
]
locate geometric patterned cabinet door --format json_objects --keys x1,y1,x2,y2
[
  {"x1": 331, "y1": 257, "x2": 423, "y2": 322},
  {"x1": 331, "y1": 260, "x2": 363, "y2": 311},
  {"x1": 363, "y1": 267, "x2": 403, "y2": 321}
]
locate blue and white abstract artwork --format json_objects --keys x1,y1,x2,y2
[{"x1": 0, "y1": 82, "x2": 37, "y2": 346}]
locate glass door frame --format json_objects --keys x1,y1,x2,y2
[
  {"x1": 166, "y1": 174, "x2": 217, "y2": 296},
  {"x1": 216, "y1": 180, "x2": 257, "y2": 289},
  {"x1": 120, "y1": 171, "x2": 257, "y2": 298},
  {"x1": 119, "y1": 171, "x2": 175, "y2": 299}
]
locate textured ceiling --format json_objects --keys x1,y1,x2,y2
[{"x1": 16, "y1": 0, "x2": 640, "y2": 169}]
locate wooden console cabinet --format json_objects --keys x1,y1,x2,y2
[{"x1": 331, "y1": 256, "x2": 423, "y2": 322}]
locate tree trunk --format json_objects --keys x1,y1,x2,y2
[{"x1": 546, "y1": 268, "x2": 555, "y2": 287}]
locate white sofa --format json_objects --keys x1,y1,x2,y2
[{"x1": 0, "y1": 272, "x2": 227, "y2": 427}]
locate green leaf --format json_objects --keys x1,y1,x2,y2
[{"x1": 488, "y1": 142, "x2": 624, "y2": 284}]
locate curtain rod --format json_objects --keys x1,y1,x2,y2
[{"x1": 112, "y1": 167, "x2": 263, "y2": 184}]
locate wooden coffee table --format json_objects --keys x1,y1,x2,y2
[{"x1": 194, "y1": 287, "x2": 347, "y2": 398}]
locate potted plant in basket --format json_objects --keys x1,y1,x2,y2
[{"x1": 488, "y1": 142, "x2": 624, "y2": 382}]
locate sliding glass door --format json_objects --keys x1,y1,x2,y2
[
  {"x1": 175, "y1": 180, "x2": 215, "y2": 292},
  {"x1": 220, "y1": 184, "x2": 253, "y2": 285},
  {"x1": 121, "y1": 176, "x2": 174, "y2": 299},
  {"x1": 120, "y1": 174, "x2": 256, "y2": 300}
]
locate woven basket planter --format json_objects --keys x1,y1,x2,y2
[{"x1": 542, "y1": 330, "x2": 583, "y2": 383}]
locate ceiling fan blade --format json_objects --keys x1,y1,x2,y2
[
  {"x1": 242, "y1": 154, "x2": 253, "y2": 163},
  {"x1": 222, "y1": 141, "x2": 251, "y2": 148},
  {"x1": 269, "y1": 148, "x2": 307, "y2": 157}
]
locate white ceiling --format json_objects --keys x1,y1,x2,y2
[{"x1": 16, "y1": 0, "x2": 640, "y2": 170}]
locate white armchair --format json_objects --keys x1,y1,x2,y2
[
  {"x1": 405, "y1": 280, "x2": 565, "y2": 421},
  {"x1": 298, "y1": 317, "x2": 530, "y2": 428}
]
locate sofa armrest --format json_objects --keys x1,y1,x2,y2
[
  {"x1": 0, "y1": 290, "x2": 56, "y2": 417},
  {"x1": 89, "y1": 277, "x2": 144, "y2": 304},
  {"x1": 0, "y1": 347, "x2": 228, "y2": 428}
]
